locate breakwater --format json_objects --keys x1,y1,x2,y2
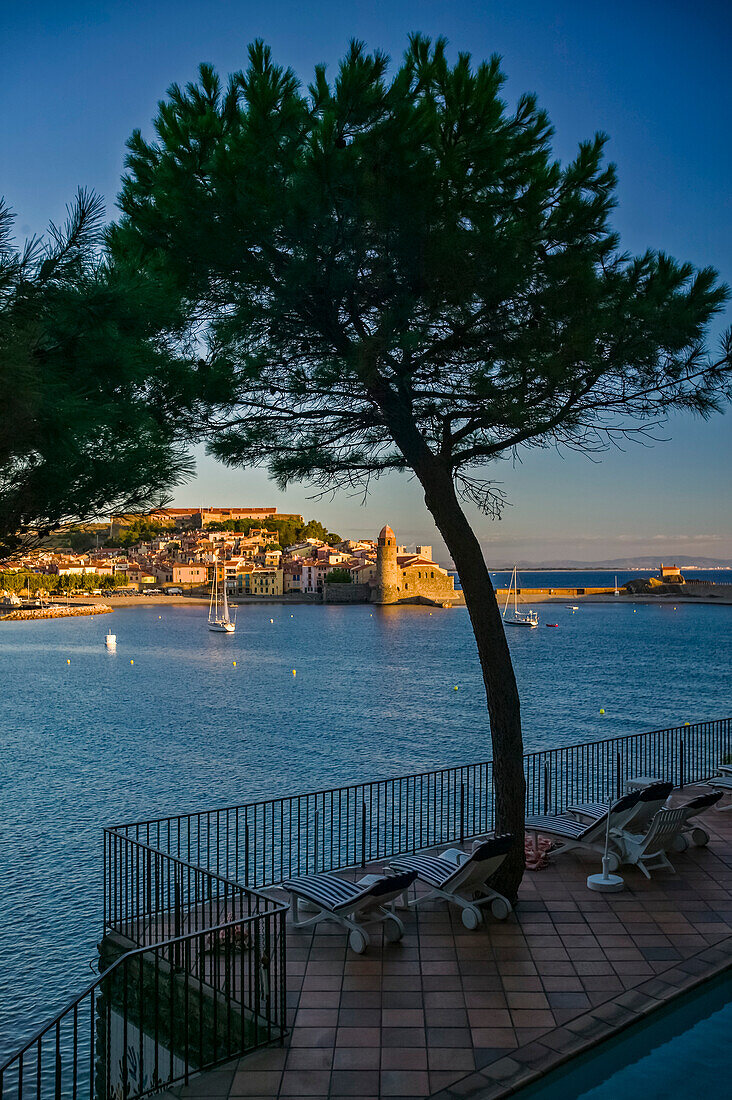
[{"x1": 0, "y1": 604, "x2": 112, "y2": 621}]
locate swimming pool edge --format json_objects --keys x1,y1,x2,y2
[{"x1": 429, "y1": 934, "x2": 732, "y2": 1099}]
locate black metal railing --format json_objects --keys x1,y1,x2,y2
[
  {"x1": 0, "y1": 849, "x2": 287, "y2": 1100},
  {"x1": 102, "y1": 832, "x2": 279, "y2": 947},
  {"x1": 112, "y1": 717, "x2": 731, "y2": 888}
]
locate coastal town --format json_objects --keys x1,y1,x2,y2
[
  {"x1": 3, "y1": 506, "x2": 731, "y2": 621},
  {"x1": 0, "y1": 507, "x2": 462, "y2": 608}
]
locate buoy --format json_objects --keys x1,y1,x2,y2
[
  {"x1": 454, "y1": 685, "x2": 459, "y2": 691},
  {"x1": 233, "y1": 660, "x2": 236, "y2": 666},
  {"x1": 684, "y1": 721, "x2": 690, "y2": 726},
  {"x1": 270, "y1": 618, "x2": 273, "y2": 623},
  {"x1": 292, "y1": 669, "x2": 296, "y2": 676},
  {"x1": 290, "y1": 614, "x2": 293, "y2": 618},
  {"x1": 158, "y1": 615, "x2": 161, "y2": 619},
  {"x1": 600, "y1": 708, "x2": 605, "y2": 714},
  {"x1": 130, "y1": 659, "x2": 134, "y2": 665},
  {"x1": 67, "y1": 659, "x2": 70, "y2": 664}
]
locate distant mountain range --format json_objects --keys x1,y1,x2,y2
[{"x1": 490, "y1": 556, "x2": 732, "y2": 570}]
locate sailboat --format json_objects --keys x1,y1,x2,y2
[
  {"x1": 208, "y1": 556, "x2": 236, "y2": 633},
  {"x1": 502, "y1": 567, "x2": 539, "y2": 628}
]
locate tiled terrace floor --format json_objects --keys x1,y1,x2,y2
[{"x1": 165, "y1": 791, "x2": 732, "y2": 1100}]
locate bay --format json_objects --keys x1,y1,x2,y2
[{"x1": 0, "y1": 592, "x2": 730, "y2": 1060}]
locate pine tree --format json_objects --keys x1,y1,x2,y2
[{"x1": 112, "y1": 38, "x2": 731, "y2": 896}]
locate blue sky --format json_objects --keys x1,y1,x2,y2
[{"x1": 3, "y1": 1, "x2": 731, "y2": 563}]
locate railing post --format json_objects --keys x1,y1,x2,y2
[
  {"x1": 174, "y1": 876, "x2": 182, "y2": 969},
  {"x1": 680, "y1": 738, "x2": 685, "y2": 789},
  {"x1": 543, "y1": 763, "x2": 550, "y2": 814},
  {"x1": 616, "y1": 751, "x2": 622, "y2": 799},
  {"x1": 360, "y1": 801, "x2": 367, "y2": 868},
  {"x1": 55, "y1": 1019, "x2": 62, "y2": 1100},
  {"x1": 459, "y1": 783, "x2": 465, "y2": 844},
  {"x1": 314, "y1": 810, "x2": 320, "y2": 873},
  {"x1": 244, "y1": 822, "x2": 250, "y2": 887}
]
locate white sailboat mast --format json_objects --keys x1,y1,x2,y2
[
  {"x1": 502, "y1": 568, "x2": 513, "y2": 618},
  {"x1": 209, "y1": 554, "x2": 218, "y2": 622},
  {"x1": 222, "y1": 567, "x2": 229, "y2": 620}
]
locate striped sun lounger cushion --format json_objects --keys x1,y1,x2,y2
[
  {"x1": 524, "y1": 814, "x2": 589, "y2": 839},
  {"x1": 385, "y1": 853, "x2": 456, "y2": 889},
  {"x1": 567, "y1": 801, "x2": 608, "y2": 820},
  {"x1": 283, "y1": 871, "x2": 416, "y2": 913},
  {"x1": 283, "y1": 873, "x2": 371, "y2": 911},
  {"x1": 390, "y1": 835, "x2": 513, "y2": 889}
]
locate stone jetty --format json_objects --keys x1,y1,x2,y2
[{"x1": 0, "y1": 604, "x2": 113, "y2": 621}]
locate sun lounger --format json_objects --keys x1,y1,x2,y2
[
  {"x1": 568, "y1": 781, "x2": 673, "y2": 835},
  {"x1": 708, "y1": 775, "x2": 732, "y2": 801},
  {"x1": 525, "y1": 791, "x2": 642, "y2": 871},
  {"x1": 386, "y1": 834, "x2": 515, "y2": 928},
  {"x1": 282, "y1": 869, "x2": 417, "y2": 954},
  {"x1": 671, "y1": 790, "x2": 724, "y2": 847},
  {"x1": 620, "y1": 807, "x2": 689, "y2": 877}
]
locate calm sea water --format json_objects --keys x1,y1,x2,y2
[{"x1": 0, "y1": 591, "x2": 731, "y2": 1060}]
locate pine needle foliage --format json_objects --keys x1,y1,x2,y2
[
  {"x1": 0, "y1": 190, "x2": 193, "y2": 557},
  {"x1": 113, "y1": 37, "x2": 731, "y2": 510}
]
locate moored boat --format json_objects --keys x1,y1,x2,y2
[
  {"x1": 208, "y1": 554, "x2": 236, "y2": 632},
  {"x1": 502, "y1": 567, "x2": 539, "y2": 628}
]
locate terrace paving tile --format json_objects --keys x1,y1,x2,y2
[
  {"x1": 286, "y1": 1048, "x2": 335, "y2": 1070},
  {"x1": 333, "y1": 1049, "x2": 382, "y2": 1071},
  {"x1": 168, "y1": 791, "x2": 732, "y2": 1099},
  {"x1": 380, "y1": 1049, "x2": 428, "y2": 1070},
  {"x1": 379, "y1": 1070, "x2": 431, "y2": 1095},
  {"x1": 328, "y1": 1072, "x2": 380, "y2": 1096},
  {"x1": 336, "y1": 1029, "x2": 382, "y2": 1047}
]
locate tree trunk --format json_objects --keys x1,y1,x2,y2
[
  {"x1": 417, "y1": 462, "x2": 526, "y2": 901},
  {"x1": 367, "y1": 387, "x2": 526, "y2": 899}
]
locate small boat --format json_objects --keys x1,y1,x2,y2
[
  {"x1": 208, "y1": 554, "x2": 236, "y2": 633},
  {"x1": 105, "y1": 630, "x2": 117, "y2": 649},
  {"x1": 546, "y1": 623, "x2": 559, "y2": 628},
  {"x1": 566, "y1": 605, "x2": 579, "y2": 611},
  {"x1": 502, "y1": 567, "x2": 538, "y2": 628}
]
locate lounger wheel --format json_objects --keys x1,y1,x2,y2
[
  {"x1": 384, "y1": 914, "x2": 404, "y2": 943},
  {"x1": 349, "y1": 928, "x2": 369, "y2": 954},
  {"x1": 690, "y1": 827, "x2": 709, "y2": 847},
  {"x1": 605, "y1": 852, "x2": 621, "y2": 873},
  {"x1": 671, "y1": 834, "x2": 690, "y2": 853},
  {"x1": 490, "y1": 897, "x2": 512, "y2": 921},
  {"x1": 461, "y1": 905, "x2": 483, "y2": 930}
]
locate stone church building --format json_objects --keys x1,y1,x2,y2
[{"x1": 370, "y1": 525, "x2": 461, "y2": 606}]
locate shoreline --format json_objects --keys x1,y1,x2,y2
[{"x1": 29, "y1": 589, "x2": 732, "y2": 611}]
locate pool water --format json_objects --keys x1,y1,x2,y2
[{"x1": 516, "y1": 968, "x2": 732, "y2": 1099}]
